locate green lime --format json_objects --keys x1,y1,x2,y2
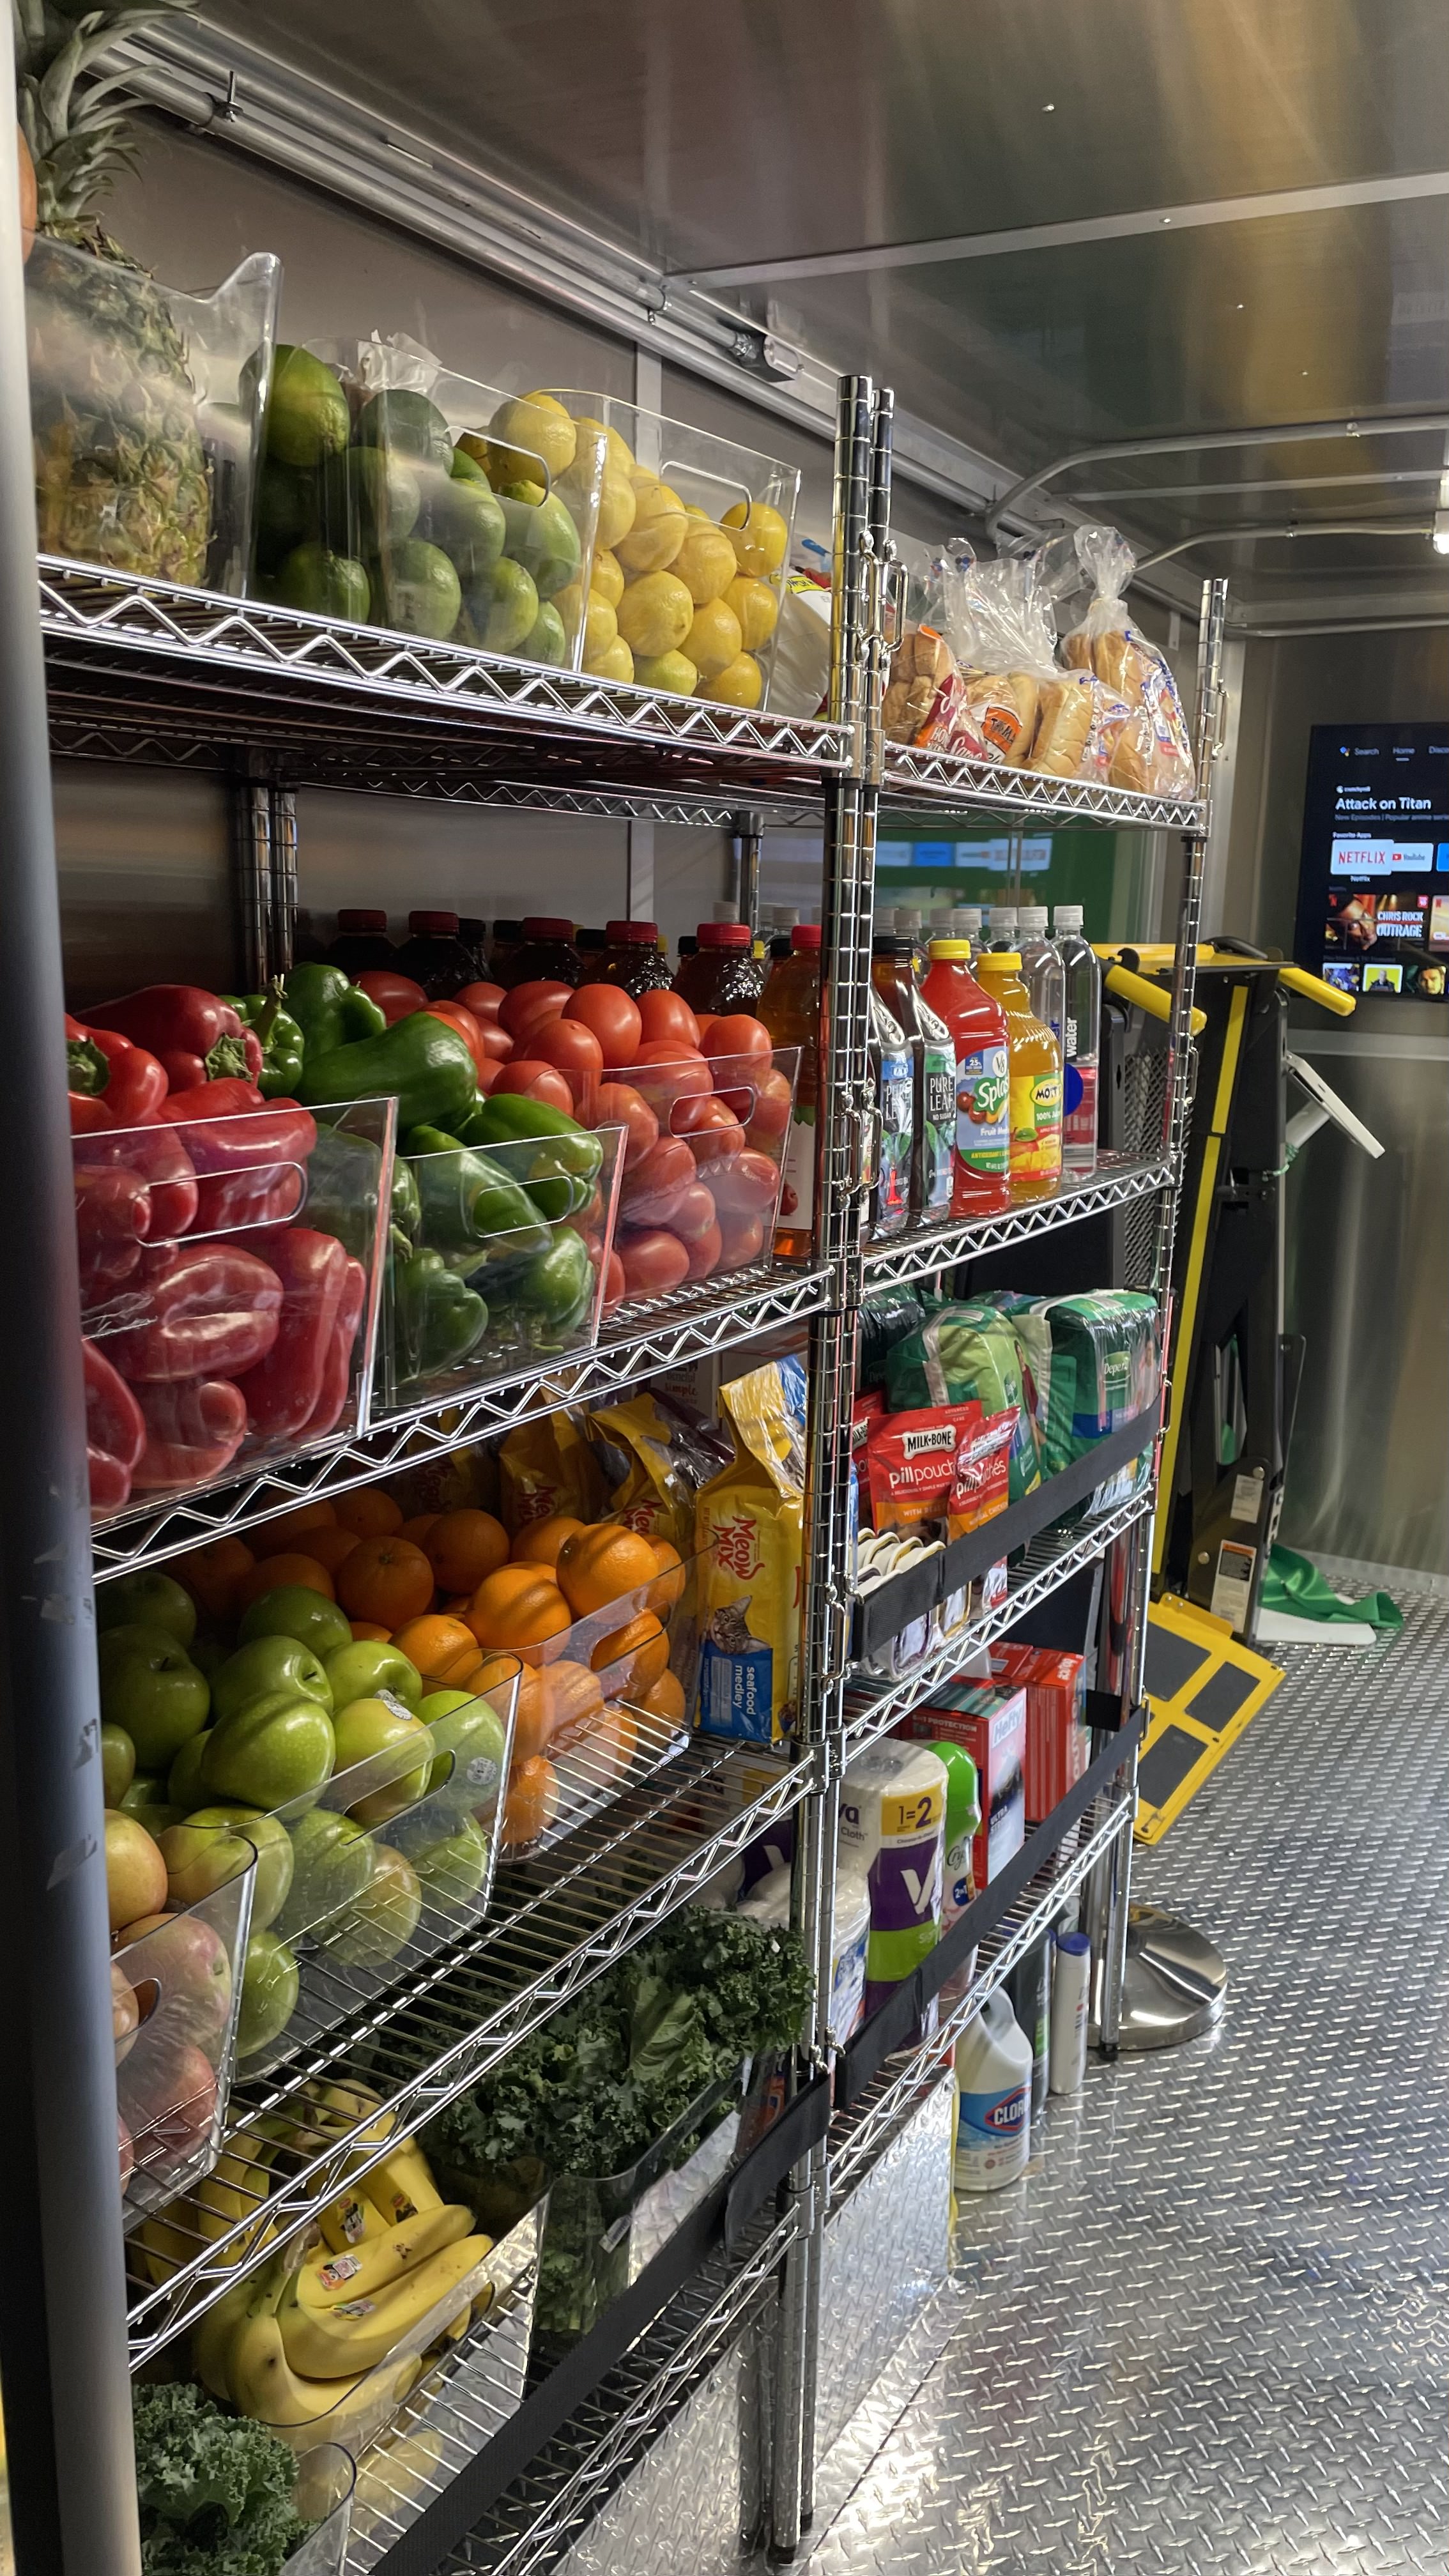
[
  {"x1": 459, "y1": 555, "x2": 539, "y2": 655},
  {"x1": 523, "y1": 600, "x2": 569, "y2": 666},
  {"x1": 450, "y1": 443, "x2": 492, "y2": 487},
  {"x1": 498, "y1": 489, "x2": 581, "y2": 599},
  {"x1": 374, "y1": 539, "x2": 463, "y2": 640},
  {"x1": 272, "y1": 542, "x2": 371, "y2": 623},
  {"x1": 354, "y1": 388, "x2": 454, "y2": 471},
  {"x1": 332, "y1": 446, "x2": 420, "y2": 549},
  {"x1": 266, "y1": 346, "x2": 351, "y2": 470},
  {"x1": 419, "y1": 472, "x2": 506, "y2": 584},
  {"x1": 254, "y1": 460, "x2": 316, "y2": 571}
]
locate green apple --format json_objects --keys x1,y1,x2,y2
[
  {"x1": 327, "y1": 1842, "x2": 422, "y2": 1969},
  {"x1": 188, "y1": 1632, "x2": 229, "y2": 1683},
  {"x1": 181, "y1": 1805, "x2": 295, "y2": 1929},
  {"x1": 237, "y1": 1585, "x2": 353, "y2": 1662},
  {"x1": 157, "y1": 1813, "x2": 257, "y2": 1912},
  {"x1": 96, "y1": 1570, "x2": 197, "y2": 1649},
  {"x1": 323, "y1": 1639, "x2": 422, "y2": 1713},
  {"x1": 211, "y1": 1636, "x2": 332, "y2": 1726},
  {"x1": 167, "y1": 1728, "x2": 212, "y2": 1812},
  {"x1": 201, "y1": 1692, "x2": 336, "y2": 1811},
  {"x1": 333, "y1": 1697, "x2": 433, "y2": 1828},
  {"x1": 97, "y1": 1625, "x2": 210, "y2": 1770},
  {"x1": 236, "y1": 1930, "x2": 300, "y2": 2058},
  {"x1": 275, "y1": 1806, "x2": 374, "y2": 1938},
  {"x1": 117, "y1": 1775, "x2": 182, "y2": 1834},
  {"x1": 419, "y1": 1689, "x2": 509, "y2": 1814},
  {"x1": 101, "y1": 1722, "x2": 136, "y2": 1806},
  {"x1": 411, "y1": 1814, "x2": 491, "y2": 1910}
]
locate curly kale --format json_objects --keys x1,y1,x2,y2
[
  {"x1": 645, "y1": 1906, "x2": 815, "y2": 2057},
  {"x1": 132, "y1": 2384, "x2": 308, "y2": 2576}
]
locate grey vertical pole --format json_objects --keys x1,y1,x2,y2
[
  {"x1": 733, "y1": 809, "x2": 762, "y2": 938},
  {"x1": 234, "y1": 763, "x2": 274, "y2": 989},
  {"x1": 269, "y1": 781, "x2": 299, "y2": 978},
  {"x1": 0, "y1": 34, "x2": 142, "y2": 2575}
]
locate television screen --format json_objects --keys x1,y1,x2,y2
[{"x1": 1294, "y1": 722, "x2": 1449, "y2": 1002}]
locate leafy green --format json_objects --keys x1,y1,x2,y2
[{"x1": 132, "y1": 2384, "x2": 309, "y2": 2576}]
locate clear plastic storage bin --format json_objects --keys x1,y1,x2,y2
[
  {"x1": 282, "y1": 2448, "x2": 356, "y2": 2576},
  {"x1": 113, "y1": 1827, "x2": 256, "y2": 2223},
  {"x1": 598, "y1": 1046, "x2": 799, "y2": 1310}
]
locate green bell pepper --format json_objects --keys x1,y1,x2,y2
[
  {"x1": 284, "y1": 961, "x2": 387, "y2": 1056},
  {"x1": 462, "y1": 1091, "x2": 605, "y2": 1183},
  {"x1": 523, "y1": 1144, "x2": 593, "y2": 1221},
  {"x1": 394, "y1": 1244, "x2": 488, "y2": 1379},
  {"x1": 302, "y1": 1121, "x2": 382, "y2": 1260},
  {"x1": 221, "y1": 986, "x2": 306, "y2": 1098},
  {"x1": 391, "y1": 1156, "x2": 422, "y2": 1240},
  {"x1": 513, "y1": 1223, "x2": 593, "y2": 1322},
  {"x1": 298, "y1": 1015, "x2": 477, "y2": 1133},
  {"x1": 411, "y1": 1142, "x2": 550, "y2": 1259}
]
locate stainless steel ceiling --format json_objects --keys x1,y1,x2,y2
[{"x1": 203, "y1": 0, "x2": 1449, "y2": 611}]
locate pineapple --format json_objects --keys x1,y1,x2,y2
[{"x1": 16, "y1": 0, "x2": 212, "y2": 582}]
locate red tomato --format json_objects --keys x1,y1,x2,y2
[
  {"x1": 670, "y1": 1181, "x2": 719, "y2": 1244},
  {"x1": 565, "y1": 1181, "x2": 606, "y2": 1247},
  {"x1": 424, "y1": 999, "x2": 489, "y2": 1078},
  {"x1": 706, "y1": 1147, "x2": 782, "y2": 1217},
  {"x1": 456, "y1": 981, "x2": 505, "y2": 1023},
  {"x1": 492, "y1": 1059, "x2": 575, "y2": 1114},
  {"x1": 475, "y1": 1058, "x2": 505, "y2": 1096},
  {"x1": 702, "y1": 1014, "x2": 772, "y2": 1064},
  {"x1": 527, "y1": 1016, "x2": 605, "y2": 1107},
  {"x1": 499, "y1": 979, "x2": 572, "y2": 1041},
  {"x1": 621, "y1": 1135, "x2": 696, "y2": 1225},
  {"x1": 631, "y1": 1041, "x2": 712, "y2": 1118},
  {"x1": 716, "y1": 1206, "x2": 765, "y2": 1269},
  {"x1": 676, "y1": 1094, "x2": 746, "y2": 1164},
  {"x1": 601, "y1": 1248, "x2": 625, "y2": 1310},
  {"x1": 636, "y1": 989, "x2": 702, "y2": 1050},
  {"x1": 744, "y1": 1065, "x2": 792, "y2": 1144},
  {"x1": 694, "y1": 1015, "x2": 716, "y2": 1046},
  {"x1": 618, "y1": 1228, "x2": 691, "y2": 1300},
  {"x1": 563, "y1": 984, "x2": 642, "y2": 1071},
  {"x1": 595, "y1": 1081, "x2": 658, "y2": 1170},
  {"x1": 684, "y1": 1221, "x2": 723, "y2": 1280},
  {"x1": 356, "y1": 969, "x2": 426, "y2": 1025},
  {"x1": 480, "y1": 1021, "x2": 513, "y2": 1061}
]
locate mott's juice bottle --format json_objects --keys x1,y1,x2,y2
[
  {"x1": 921, "y1": 939, "x2": 1010, "y2": 1216},
  {"x1": 759, "y1": 923, "x2": 822, "y2": 1258},
  {"x1": 975, "y1": 950, "x2": 1063, "y2": 1203}
]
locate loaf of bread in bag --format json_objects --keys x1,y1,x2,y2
[
  {"x1": 883, "y1": 625, "x2": 956, "y2": 742},
  {"x1": 1030, "y1": 674, "x2": 1094, "y2": 777}
]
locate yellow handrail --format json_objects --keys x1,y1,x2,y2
[
  {"x1": 1103, "y1": 963, "x2": 1208, "y2": 1036},
  {"x1": 1277, "y1": 963, "x2": 1357, "y2": 1016}
]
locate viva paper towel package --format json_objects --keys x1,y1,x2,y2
[{"x1": 839, "y1": 1741, "x2": 948, "y2": 2016}]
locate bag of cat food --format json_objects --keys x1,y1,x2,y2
[{"x1": 694, "y1": 1358, "x2": 808, "y2": 1742}]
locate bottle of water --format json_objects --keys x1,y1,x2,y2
[
  {"x1": 951, "y1": 904, "x2": 983, "y2": 953},
  {"x1": 1017, "y1": 905, "x2": 1065, "y2": 1050},
  {"x1": 894, "y1": 905, "x2": 927, "y2": 976},
  {"x1": 1053, "y1": 904, "x2": 1101, "y2": 1176},
  {"x1": 985, "y1": 903, "x2": 1018, "y2": 951}
]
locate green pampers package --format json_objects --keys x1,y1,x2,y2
[
  {"x1": 694, "y1": 1357, "x2": 806, "y2": 1742},
  {"x1": 884, "y1": 1303, "x2": 1040, "y2": 1505},
  {"x1": 985, "y1": 1291, "x2": 1160, "y2": 1477},
  {"x1": 857, "y1": 1285, "x2": 936, "y2": 1392}
]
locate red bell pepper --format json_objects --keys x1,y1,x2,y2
[
  {"x1": 130, "y1": 1377, "x2": 249, "y2": 1491},
  {"x1": 70, "y1": 1092, "x2": 114, "y2": 1133},
  {"x1": 192, "y1": 1165, "x2": 305, "y2": 1234},
  {"x1": 83, "y1": 1338, "x2": 146, "y2": 1515},
  {"x1": 157, "y1": 1082, "x2": 316, "y2": 1174},
  {"x1": 105, "y1": 1243, "x2": 282, "y2": 1383},
  {"x1": 84, "y1": 1025, "x2": 168, "y2": 1125},
  {"x1": 233, "y1": 1228, "x2": 349, "y2": 1442},
  {"x1": 301, "y1": 1254, "x2": 367, "y2": 1441},
  {"x1": 66, "y1": 1015, "x2": 109, "y2": 1096},
  {"x1": 112, "y1": 1124, "x2": 199, "y2": 1239},
  {"x1": 87, "y1": 986, "x2": 259, "y2": 1089},
  {"x1": 75, "y1": 1161, "x2": 152, "y2": 1300}
]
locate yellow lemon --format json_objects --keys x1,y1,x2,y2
[
  {"x1": 632, "y1": 650, "x2": 698, "y2": 696},
  {"x1": 581, "y1": 592, "x2": 619, "y2": 662},
  {"x1": 725, "y1": 573, "x2": 779, "y2": 652},
  {"x1": 672, "y1": 519, "x2": 739, "y2": 606},
  {"x1": 594, "y1": 469, "x2": 637, "y2": 553},
  {"x1": 701, "y1": 650, "x2": 763, "y2": 709},
  {"x1": 584, "y1": 634, "x2": 634, "y2": 684},
  {"x1": 684, "y1": 594, "x2": 743, "y2": 680},
  {"x1": 722, "y1": 499, "x2": 789, "y2": 577},
  {"x1": 616, "y1": 568, "x2": 694, "y2": 658},
  {"x1": 590, "y1": 547, "x2": 624, "y2": 608},
  {"x1": 486, "y1": 392, "x2": 576, "y2": 486},
  {"x1": 616, "y1": 476, "x2": 687, "y2": 572},
  {"x1": 571, "y1": 412, "x2": 636, "y2": 478}
]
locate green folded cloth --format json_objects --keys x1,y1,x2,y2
[{"x1": 1260, "y1": 1544, "x2": 1402, "y2": 1632}]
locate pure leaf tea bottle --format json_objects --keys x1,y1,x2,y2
[
  {"x1": 866, "y1": 986, "x2": 913, "y2": 1240},
  {"x1": 873, "y1": 934, "x2": 953, "y2": 1225}
]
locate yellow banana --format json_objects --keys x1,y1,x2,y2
[
  {"x1": 226, "y1": 2266, "x2": 367, "y2": 2427},
  {"x1": 296, "y1": 2203, "x2": 474, "y2": 2312},
  {"x1": 316, "y1": 2185, "x2": 388, "y2": 2253},
  {"x1": 277, "y1": 2234, "x2": 491, "y2": 2379},
  {"x1": 190, "y1": 2273, "x2": 257, "y2": 2400},
  {"x1": 362, "y1": 2137, "x2": 443, "y2": 2227}
]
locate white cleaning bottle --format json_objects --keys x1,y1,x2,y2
[{"x1": 954, "y1": 1989, "x2": 1033, "y2": 2191}]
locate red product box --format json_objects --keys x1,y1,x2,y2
[
  {"x1": 988, "y1": 1643, "x2": 1088, "y2": 1821},
  {"x1": 898, "y1": 1680, "x2": 1026, "y2": 1889}
]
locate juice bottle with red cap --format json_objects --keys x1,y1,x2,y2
[
  {"x1": 759, "y1": 923, "x2": 822, "y2": 1257},
  {"x1": 673, "y1": 919, "x2": 762, "y2": 1016},
  {"x1": 597, "y1": 919, "x2": 675, "y2": 994},
  {"x1": 921, "y1": 938, "x2": 1011, "y2": 1216},
  {"x1": 393, "y1": 910, "x2": 479, "y2": 997},
  {"x1": 502, "y1": 916, "x2": 585, "y2": 988},
  {"x1": 326, "y1": 908, "x2": 395, "y2": 976}
]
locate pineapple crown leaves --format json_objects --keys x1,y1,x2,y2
[{"x1": 13, "y1": 0, "x2": 199, "y2": 231}]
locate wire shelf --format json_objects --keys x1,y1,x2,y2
[
  {"x1": 862, "y1": 1154, "x2": 1173, "y2": 1289},
  {"x1": 92, "y1": 1263, "x2": 829, "y2": 1580},
  {"x1": 883, "y1": 741, "x2": 1206, "y2": 833},
  {"x1": 828, "y1": 1787, "x2": 1133, "y2": 2205},
  {"x1": 125, "y1": 1731, "x2": 820, "y2": 2369},
  {"x1": 842, "y1": 1485, "x2": 1156, "y2": 1758}
]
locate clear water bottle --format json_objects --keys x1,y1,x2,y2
[
  {"x1": 1053, "y1": 904, "x2": 1101, "y2": 1176},
  {"x1": 951, "y1": 905, "x2": 983, "y2": 953},
  {"x1": 1017, "y1": 905, "x2": 1065, "y2": 1051},
  {"x1": 894, "y1": 905, "x2": 928, "y2": 976},
  {"x1": 985, "y1": 903, "x2": 1018, "y2": 951}
]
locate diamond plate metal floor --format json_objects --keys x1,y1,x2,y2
[{"x1": 802, "y1": 1595, "x2": 1449, "y2": 2576}]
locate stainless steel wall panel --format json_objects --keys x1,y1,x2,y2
[
  {"x1": 814, "y1": 2074, "x2": 954, "y2": 2464},
  {"x1": 546, "y1": 2317, "x2": 768, "y2": 2576}
]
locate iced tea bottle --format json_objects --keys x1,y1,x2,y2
[
  {"x1": 326, "y1": 908, "x2": 395, "y2": 976},
  {"x1": 759, "y1": 923, "x2": 822, "y2": 1258},
  {"x1": 673, "y1": 919, "x2": 762, "y2": 1015},
  {"x1": 597, "y1": 919, "x2": 674, "y2": 994},
  {"x1": 974, "y1": 951, "x2": 1063, "y2": 1203},
  {"x1": 921, "y1": 939, "x2": 1010, "y2": 1216}
]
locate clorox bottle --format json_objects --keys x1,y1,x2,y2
[{"x1": 954, "y1": 1989, "x2": 1033, "y2": 2192}]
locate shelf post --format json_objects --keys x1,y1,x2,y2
[{"x1": 0, "y1": 31, "x2": 142, "y2": 2572}]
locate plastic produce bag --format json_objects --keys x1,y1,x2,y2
[
  {"x1": 1060, "y1": 528, "x2": 1196, "y2": 798},
  {"x1": 884, "y1": 1303, "x2": 1040, "y2": 1505}
]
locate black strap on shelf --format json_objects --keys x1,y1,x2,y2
[
  {"x1": 850, "y1": 1406, "x2": 1161, "y2": 1660},
  {"x1": 372, "y1": 2071, "x2": 831, "y2": 2576},
  {"x1": 836, "y1": 1706, "x2": 1146, "y2": 2109}
]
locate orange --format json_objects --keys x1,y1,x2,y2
[
  {"x1": 336, "y1": 1535, "x2": 435, "y2": 1629},
  {"x1": 235, "y1": 1552, "x2": 335, "y2": 1610},
  {"x1": 334, "y1": 1487, "x2": 403, "y2": 1540},
  {"x1": 294, "y1": 1523, "x2": 362, "y2": 1577},
  {"x1": 175, "y1": 1535, "x2": 254, "y2": 1622},
  {"x1": 555, "y1": 1699, "x2": 637, "y2": 1788},
  {"x1": 425, "y1": 1508, "x2": 510, "y2": 1596},
  {"x1": 556, "y1": 1524, "x2": 661, "y2": 1618},
  {"x1": 510, "y1": 1669, "x2": 555, "y2": 1761},
  {"x1": 252, "y1": 1499, "x2": 337, "y2": 1559},
  {"x1": 464, "y1": 1565, "x2": 571, "y2": 1667},
  {"x1": 590, "y1": 1609, "x2": 669, "y2": 1696},
  {"x1": 647, "y1": 1538, "x2": 686, "y2": 1614},
  {"x1": 501, "y1": 1753, "x2": 558, "y2": 1848},
  {"x1": 638, "y1": 1668, "x2": 687, "y2": 1727},
  {"x1": 510, "y1": 1514, "x2": 586, "y2": 1570},
  {"x1": 542, "y1": 1660, "x2": 606, "y2": 1749},
  {"x1": 397, "y1": 1512, "x2": 440, "y2": 1549},
  {"x1": 350, "y1": 1620, "x2": 392, "y2": 1643},
  {"x1": 390, "y1": 1613, "x2": 483, "y2": 1683}
]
